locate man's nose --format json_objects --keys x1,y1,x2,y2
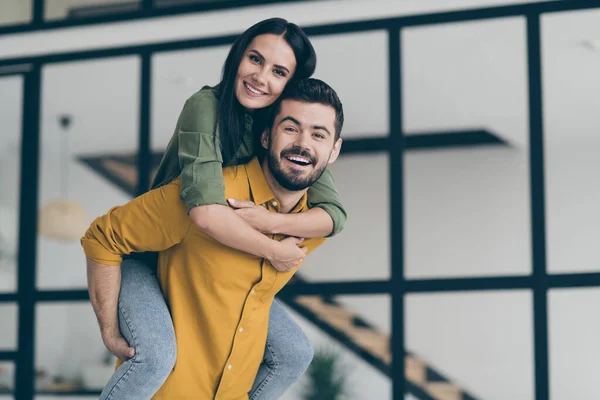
[{"x1": 293, "y1": 132, "x2": 312, "y2": 149}]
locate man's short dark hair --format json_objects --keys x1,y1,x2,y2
[{"x1": 268, "y1": 78, "x2": 344, "y2": 140}]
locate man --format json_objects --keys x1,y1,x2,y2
[{"x1": 81, "y1": 78, "x2": 344, "y2": 399}]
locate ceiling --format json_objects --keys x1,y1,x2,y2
[{"x1": 1, "y1": 2, "x2": 599, "y2": 158}]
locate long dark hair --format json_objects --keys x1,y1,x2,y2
[{"x1": 217, "y1": 18, "x2": 317, "y2": 164}]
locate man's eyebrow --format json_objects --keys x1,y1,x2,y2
[
  {"x1": 312, "y1": 125, "x2": 331, "y2": 137},
  {"x1": 279, "y1": 116, "x2": 332, "y2": 137},
  {"x1": 278, "y1": 116, "x2": 301, "y2": 126},
  {"x1": 249, "y1": 49, "x2": 291, "y2": 74}
]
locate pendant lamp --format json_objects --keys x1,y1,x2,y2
[{"x1": 38, "y1": 115, "x2": 89, "y2": 241}]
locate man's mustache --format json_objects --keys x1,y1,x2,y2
[{"x1": 280, "y1": 147, "x2": 316, "y2": 165}]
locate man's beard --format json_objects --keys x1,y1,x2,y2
[{"x1": 268, "y1": 145, "x2": 328, "y2": 191}]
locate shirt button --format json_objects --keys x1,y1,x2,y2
[
  {"x1": 239, "y1": 327, "x2": 244, "y2": 333},
  {"x1": 272, "y1": 201, "x2": 278, "y2": 207},
  {"x1": 227, "y1": 365, "x2": 232, "y2": 370},
  {"x1": 251, "y1": 289, "x2": 255, "y2": 295}
]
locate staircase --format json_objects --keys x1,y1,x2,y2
[{"x1": 278, "y1": 276, "x2": 479, "y2": 400}]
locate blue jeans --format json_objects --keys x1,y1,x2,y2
[{"x1": 99, "y1": 257, "x2": 313, "y2": 400}]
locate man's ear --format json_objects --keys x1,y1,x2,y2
[
  {"x1": 327, "y1": 138, "x2": 343, "y2": 164},
  {"x1": 261, "y1": 129, "x2": 269, "y2": 150}
]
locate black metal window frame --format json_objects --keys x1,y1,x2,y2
[
  {"x1": 0, "y1": 0, "x2": 319, "y2": 36},
  {"x1": 1, "y1": 1, "x2": 599, "y2": 398}
]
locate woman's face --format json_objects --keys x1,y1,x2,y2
[{"x1": 235, "y1": 33, "x2": 297, "y2": 111}]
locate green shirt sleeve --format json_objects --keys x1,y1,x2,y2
[
  {"x1": 176, "y1": 89, "x2": 228, "y2": 212},
  {"x1": 307, "y1": 168, "x2": 347, "y2": 237}
]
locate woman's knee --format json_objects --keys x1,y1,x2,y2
[
  {"x1": 132, "y1": 327, "x2": 177, "y2": 379},
  {"x1": 267, "y1": 301, "x2": 314, "y2": 376},
  {"x1": 268, "y1": 327, "x2": 313, "y2": 379},
  {"x1": 287, "y1": 332, "x2": 314, "y2": 374}
]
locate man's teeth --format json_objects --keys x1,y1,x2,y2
[
  {"x1": 288, "y1": 156, "x2": 310, "y2": 165},
  {"x1": 245, "y1": 82, "x2": 264, "y2": 95}
]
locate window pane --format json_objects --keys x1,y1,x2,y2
[
  {"x1": 310, "y1": 31, "x2": 389, "y2": 138},
  {"x1": 0, "y1": 363, "x2": 14, "y2": 395},
  {"x1": 280, "y1": 295, "x2": 391, "y2": 400},
  {"x1": 402, "y1": 18, "x2": 531, "y2": 278},
  {"x1": 549, "y1": 288, "x2": 600, "y2": 400},
  {"x1": 300, "y1": 154, "x2": 390, "y2": 282},
  {"x1": 0, "y1": 305, "x2": 17, "y2": 351},
  {"x1": 0, "y1": 0, "x2": 32, "y2": 26},
  {"x1": 0, "y1": 75, "x2": 23, "y2": 294},
  {"x1": 36, "y1": 303, "x2": 113, "y2": 393},
  {"x1": 542, "y1": 9, "x2": 600, "y2": 274},
  {"x1": 406, "y1": 291, "x2": 534, "y2": 400},
  {"x1": 153, "y1": 0, "x2": 227, "y2": 7},
  {"x1": 151, "y1": 45, "x2": 228, "y2": 160},
  {"x1": 37, "y1": 56, "x2": 139, "y2": 290},
  {"x1": 45, "y1": 0, "x2": 140, "y2": 21}
]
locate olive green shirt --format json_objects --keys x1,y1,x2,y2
[{"x1": 152, "y1": 85, "x2": 347, "y2": 235}]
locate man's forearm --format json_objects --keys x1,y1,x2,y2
[
  {"x1": 190, "y1": 204, "x2": 278, "y2": 259},
  {"x1": 272, "y1": 207, "x2": 333, "y2": 238},
  {"x1": 86, "y1": 258, "x2": 121, "y2": 336}
]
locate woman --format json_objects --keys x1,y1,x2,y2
[{"x1": 95, "y1": 18, "x2": 347, "y2": 399}]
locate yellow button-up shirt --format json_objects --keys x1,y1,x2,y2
[{"x1": 81, "y1": 157, "x2": 325, "y2": 399}]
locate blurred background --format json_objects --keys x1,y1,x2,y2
[{"x1": 1, "y1": 0, "x2": 599, "y2": 399}]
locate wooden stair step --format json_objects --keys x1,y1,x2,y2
[
  {"x1": 405, "y1": 356, "x2": 426, "y2": 384},
  {"x1": 426, "y1": 382, "x2": 463, "y2": 400},
  {"x1": 296, "y1": 296, "x2": 391, "y2": 361},
  {"x1": 103, "y1": 159, "x2": 137, "y2": 186},
  {"x1": 296, "y1": 296, "x2": 356, "y2": 322},
  {"x1": 347, "y1": 327, "x2": 390, "y2": 363}
]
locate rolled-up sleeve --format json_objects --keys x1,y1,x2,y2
[
  {"x1": 307, "y1": 169, "x2": 347, "y2": 237},
  {"x1": 176, "y1": 92, "x2": 228, "y2": 212},
  {"x1": 81, "y1": 178, "x2": 192, "y2": 265}
]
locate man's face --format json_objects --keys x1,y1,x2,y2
[{"x1": 262, "y1": 99, "x2": 342, "y2": 191}]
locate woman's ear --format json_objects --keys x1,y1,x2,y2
[{"x1": 261, "y1": 129, "x2": 269, "y2": 150}]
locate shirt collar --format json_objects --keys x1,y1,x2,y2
[{"x1": 246, "y1": 157, "x2": 308, "y2": 214}]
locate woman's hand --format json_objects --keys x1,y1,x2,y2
[
  {"x1": 228, "y1": 198, "x2": 280, "y2": 234},
  {"x1": 267, "y1": 237, "x2": 307, "y2": 272}
]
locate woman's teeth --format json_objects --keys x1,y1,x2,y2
[{"x1": 245, "y1": 82, "x2": 264, "y2": 95}]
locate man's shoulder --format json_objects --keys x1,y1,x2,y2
[{"x1": 222, "y1": 164, "x2": 251, "y2": 200}]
